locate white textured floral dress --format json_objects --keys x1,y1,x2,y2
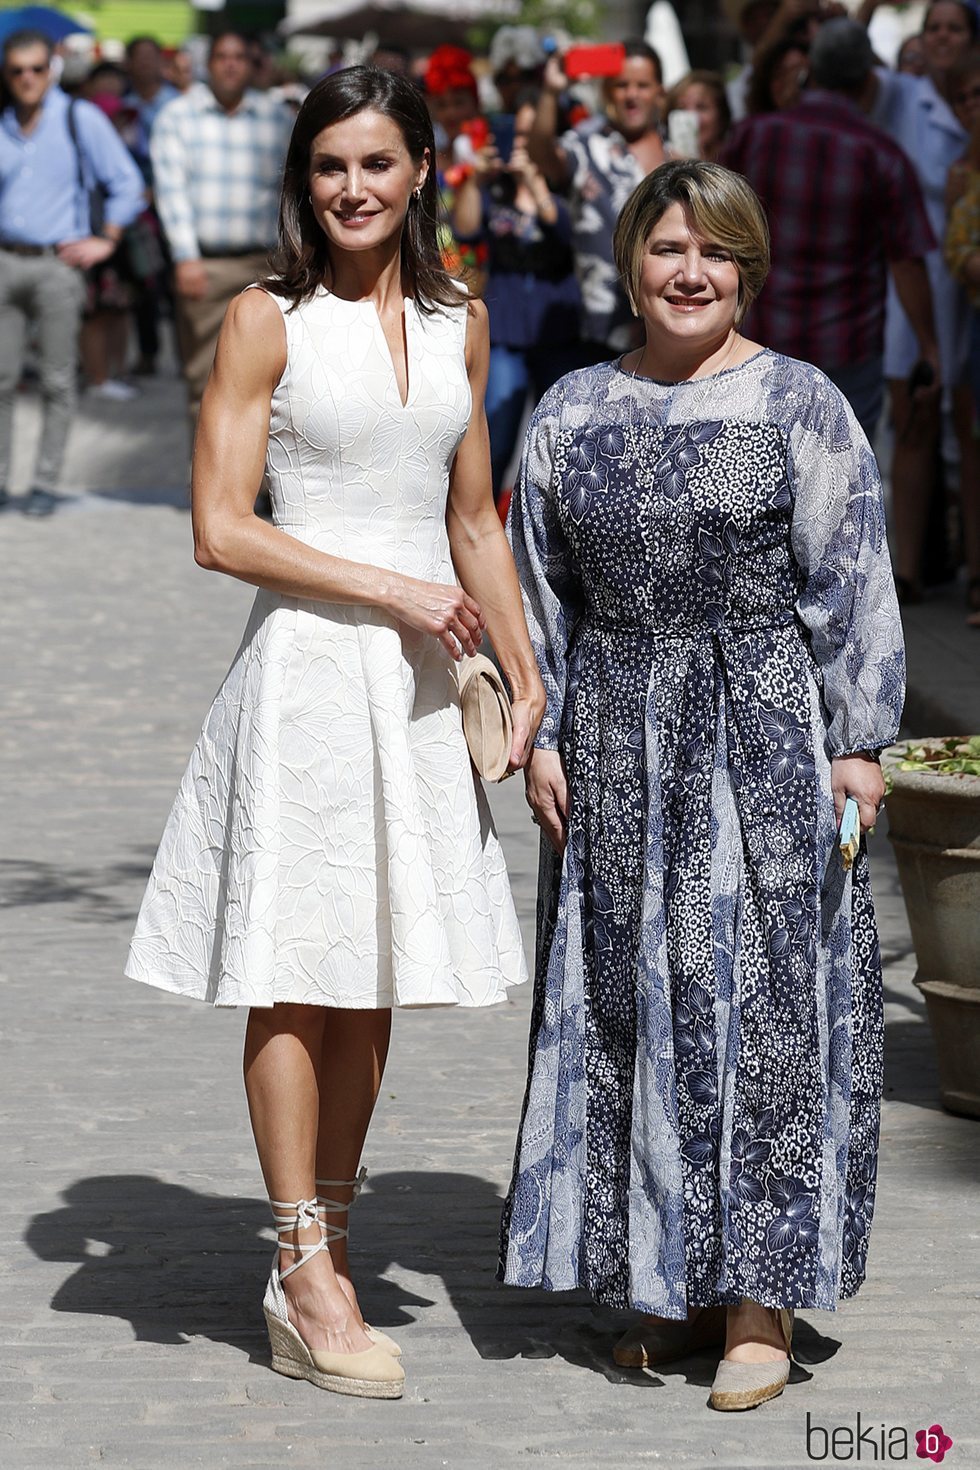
[{"x1": 126, "y1": 287, "x2": 527, "y2": 1009}]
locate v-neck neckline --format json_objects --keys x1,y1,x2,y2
[
  {"x1": 374, "y1": 297, "x2": 412, "y2": 412},
  {"x1": 321, "y1": 289, "x2": 414, "y2": 411}
]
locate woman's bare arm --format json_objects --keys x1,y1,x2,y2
[
  {"x1": 446, "y1": 299, "x2": 545, "y2": 765},
  {"x1": 191, "y1": 288, "x2": 484, "y2": 659}
]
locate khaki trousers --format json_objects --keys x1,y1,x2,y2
[
  {"x1": 0, "y1": 249, "x2": 86, "y2": 492},
  {"x1": 174, "y1": 251, "x2": 271, "y2": 439}
]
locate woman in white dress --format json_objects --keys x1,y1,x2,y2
[{"x1": 125, "y1": 67, "x2": 544, "y2": 1398}]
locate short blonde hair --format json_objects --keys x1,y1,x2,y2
[{"x1": 613, "y1": 160, "x2": 770, "y2": 326}]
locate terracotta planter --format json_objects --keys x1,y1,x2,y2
[{"x1": 883, "y1": 744, "x2": 980, "y2": 1118}]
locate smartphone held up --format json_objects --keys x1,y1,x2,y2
[
  {"x1": 667, "y1": 109, "x2": 701, "y2": 159},
  {"x1": 563, "y1": 42, "x2": 626, "y2": 80}
]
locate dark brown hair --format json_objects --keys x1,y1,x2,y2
[
  {"x1": 747, "y1": 38, "x2": 809, "y2": 115},
  {"x1": 264, "y1": 66, "x2": 462, "y2": 315}
]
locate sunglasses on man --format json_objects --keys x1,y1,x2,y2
[{"x1": 7, "y1": 63, "x2": 49, "y2": 77}]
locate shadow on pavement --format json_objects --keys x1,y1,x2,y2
[
  {"x1": 361, "y1": 1169, "x2": 662, "y2": 1385},
  {"x1": 23, "y1": 1171, "x2": 849, "y2": 1385},
  {"x1": 22, "y1": 1171, "x2": 681, "y2": 1384},
  {"x1": 0, "y1": 855, "x2": 154, "y2": 923},
  {"x1": 25, "y1": 1176, "x2": 273, "y2": 1356},
  {"x1": 880, "y1": 972, "x2": 944, "y2": 1111}
]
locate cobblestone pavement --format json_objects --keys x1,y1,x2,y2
[{"x1": 1, "y1": 380, "x2": 978, "y2": 1469}]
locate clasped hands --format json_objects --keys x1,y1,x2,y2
[{"x1": 390, "y1": 575, "x2": 544, "y2": 773}]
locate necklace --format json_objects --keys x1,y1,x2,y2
[
  {"x1": 626, "y1": 331, "x2": 742, "y2": 389},
  {"x1": 623, "y1": 334, "x2": 748, "y2": 439}
]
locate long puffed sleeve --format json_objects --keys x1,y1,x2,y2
[
  {"x1": 788, "y1": 371, "x2": 905, "y2": 757},
  {"x1": 507, "y1": 383, "x2": 583, "y2": 751}
]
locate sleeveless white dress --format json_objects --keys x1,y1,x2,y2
[{"x1": 125, "y1": 286, "x2": 527, "y2": 1009}]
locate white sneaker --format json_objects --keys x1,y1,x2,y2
[{"x1": 87, "y1": 379, "x2": 140, "y2": 402}]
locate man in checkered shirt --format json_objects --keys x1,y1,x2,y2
[{"x1": 150, "y1": 30, "x2": 292, "y2": 439}]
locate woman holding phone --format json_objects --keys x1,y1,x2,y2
[
  {"x1": 528, "y1": 38, "x2": 667, "y2": 363},
  {"x1": 453, "y1": 100, "x2": 581, "y2": 500},
  {"x1": 664, "y1": 70, "x2": 732, "y2": 160},
  {"x1": 500, "y1": 161, "x2": 903, "y2": 1412}
]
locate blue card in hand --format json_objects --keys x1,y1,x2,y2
[{"x1": 838, "y1": 795, "x2": 861, "y2": 871}]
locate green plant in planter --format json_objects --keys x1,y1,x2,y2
[{"x1": 894, "y1": 735, "x2": 980, "y2": 777}]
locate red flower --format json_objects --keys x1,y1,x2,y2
[{"x1": 424, "y1": 45, "x2": 478, "y2": 97}]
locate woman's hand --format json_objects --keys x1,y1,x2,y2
[
  {"x1": 525, "y1": 746, "x2": 568, "y2": 853},
  {"x1": 507, "y1": 680, "x2": 547, "y2": 773},
  {"x1": 388, "y1": 576, "x2": 486, "y2": 660},
  {"x1": 473, "y1": 138, "x2": 502, "y2": 180},
  {"x1": 509, "y1": 139, "x2": 538, "y2": 184},
  {"x1": 510, "y1": 140, "x2": 559, "y2": 223},
  {"x1": 542, "y1": 53, "x2": 568, "y2": 95},
  {"x1": 831, "y1": 753, "x2": 885, "y2": 834}
]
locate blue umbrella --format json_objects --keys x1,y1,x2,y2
[{"x1": 0, "y1": 7, "x2": 93, "y2": 44}]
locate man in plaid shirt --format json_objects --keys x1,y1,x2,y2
[
  {"x1": 722, "y1": 19, "x2": 938, "y2": 437},
  {"x1": 151, "y1": 30, "x2": 292, "y2": 438}
]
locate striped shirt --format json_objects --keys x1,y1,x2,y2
[{"x1": 150, "y1": 83, "x2": 292, "y2": 262}]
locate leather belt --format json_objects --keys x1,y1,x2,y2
[
  {"x1": 199, "y1": 245, "x2": 270, "y2": 258},
  {"x1": 0, "y1": 240, "x2": 59, "y2": 257}
]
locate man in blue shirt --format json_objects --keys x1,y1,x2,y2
[
  {"x1": 122, "y1": 36, "x2": 178, "y2": 172},
  {"x1": 0, "y1": 29, "x2": 144, "y2": 515}
]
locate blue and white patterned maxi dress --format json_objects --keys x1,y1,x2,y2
[{"x1": 498, "y1": 351, "x2": 905, "y2": 1316}]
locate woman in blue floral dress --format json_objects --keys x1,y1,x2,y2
[{"x1": 499, "y1": 162, "x2": 904, "y2": 1412}]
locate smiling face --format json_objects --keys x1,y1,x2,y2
[
  {"x1": 922, "y1": 2, "x2": 973, "y2": 74},
  {"x1": 635, "y1": 202, "x2": 741, "y2": 347},
  {"x1": 308, "y1": 108, "x2": 428, "y2": 257}
]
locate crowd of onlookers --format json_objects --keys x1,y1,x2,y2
[{"x1": 1, "y1": 5, "x2": 979, "y2": 625}]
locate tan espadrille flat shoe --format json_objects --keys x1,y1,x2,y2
[{"x1": 709, "y1": 1308, "x2": 793, "y2": 1411}]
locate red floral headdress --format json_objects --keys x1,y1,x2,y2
[{"x1": 424, "y1": 45, "x2": 478, "y2": 97}]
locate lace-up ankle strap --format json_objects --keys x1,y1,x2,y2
[
  {"x1": 314, "y1": 1166, "x2": 367, "y2": 1243},
  {"x1": 269, "y1": 1196, "x2": 327, "y2": 1281}
]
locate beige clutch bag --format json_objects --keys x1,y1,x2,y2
[{"x1": 457, "y1": 653, "x2": 514, "y2": 783}]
